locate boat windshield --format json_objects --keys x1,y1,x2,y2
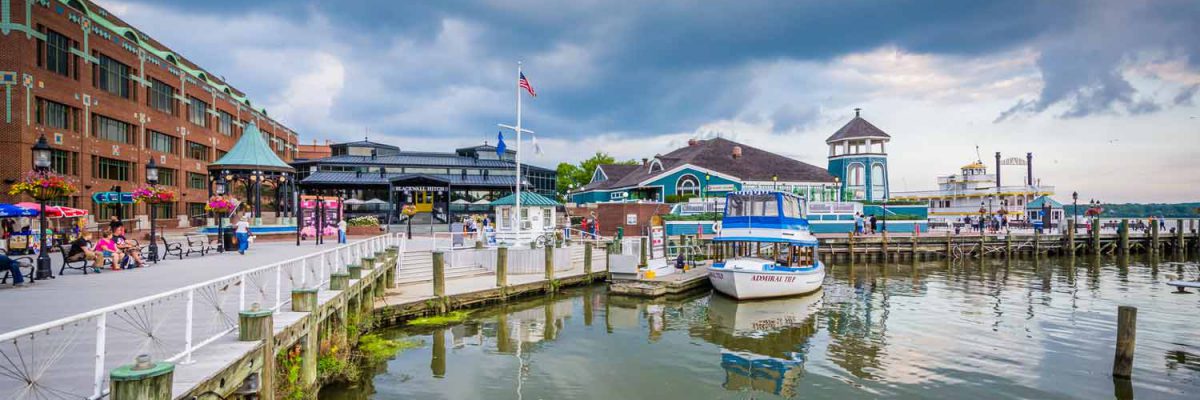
[{"x1": 726, "y1": 194, "x2": 778, "y2": 217}]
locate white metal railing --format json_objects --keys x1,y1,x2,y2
[
  {"x1": 0, "y1": 233, "x2": 402, "y2": 400},
  {"x1": 432, "y1": 231, "x2": 482, "y2": 250}
]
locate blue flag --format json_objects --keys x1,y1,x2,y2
[{"x1": 496, "y1": 131, "x2": 506, "y2": 156}]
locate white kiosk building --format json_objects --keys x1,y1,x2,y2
[{"x1": 491, "y1": 192, "x2": 560, "y2": 246}]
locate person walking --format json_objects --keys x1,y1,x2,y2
[
  {"x1": 869, "y1": 215, "x2": 878, "y2": 235},
  {"x1": 337, "y1": 218, "x2": 347, "y2": 244},
  {"x1": 236, "y1": 215, "x2": 251, "y2": 255}
]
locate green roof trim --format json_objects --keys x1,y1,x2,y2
[
  {"x1": 491, "y1": 192, "x2": 561, "y2": 207},
  {"x1": 1026, "y1": 195, "x2": 1063, "y2": 209},
  {"x1": 209, "y1": 122, "x2": 294, "y2": 172}
]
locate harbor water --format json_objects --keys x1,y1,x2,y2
[{"x1": 324, "y1": 256, "x2": 1200, "y2": 399}]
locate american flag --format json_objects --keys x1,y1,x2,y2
[{"x1": 519, "y1": 72, "x2": 537, "y2": 97}]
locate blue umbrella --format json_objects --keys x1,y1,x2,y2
[{"x1": 0, "y1": 203, "x2": 39, "y2": 218}]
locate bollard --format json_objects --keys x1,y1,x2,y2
[
  {"x1": 1118, "y1": 219, "x2": 1129, "y2": 256},
  {"x1": 1112, "y1": 305, "x2": 1137, "y2": 378},
  {"x1": 945, "y1": 231, "x2": 952, "y2": 259},
  {"x1": 329, "y1": 272, "x2": 350, "y2": 290},
  {"x1": 584, "y1": 242, "x2": 594, "y2": 276},
  {"x1": 475, "y1": 240, "x2": 484, "y2": 249},
  {"x1": 848, "y1": 232, "x2": 856, "y2": 263},
  {"x1": 362, "y1": 256, "x2": 376, "y2": 270},
  {"x1": 1033, "y1": 230, "x2": 1040, "y2": 256},
  {"x1": 1066, "y1": 219, "x2": 1075, "y2": 255},
  {"x1": 433, "y1": 251, "x2": 445, "y2": 297},
  {"x1": 238, "y1": 303, "x2": 275, "y2": 400},
  {"x1": 545, "y1": 244, "x2": 555, "y2": 281},
  {"x1": 980, "y1": 233, "x2": 987, "y2": 258},
  {"x1": 1092, "y1": 218, "x2": 1101, "y2": 255},
  {"x1": 109, "y1": 354, "x2": 174, "y2": 400},
  {"x1": 1150, "y1": 222, "x2": 1159, "y2": 255},
  {"x1": 1005, "y1": 233, "x2": 1013, "y2": 258},
  {"x1": 347, "y1": 264, "x2": 363, "y2": 280},
  {"x1": 496, "y1": 246, "x2": 508, "y2": 289},
  {"x1": 291, "y1": 288, "x2": 319, "y2": 312},
  {"x1": 882, "y1": 231, "x2": 889, "y2": 261},
  {"x1": 1177, "y1": 220, "x2": 1185, "y2": 255}
]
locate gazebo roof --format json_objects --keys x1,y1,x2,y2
[
  {"x1": 209, "y1": 122, "x2": 295, "y2": 173},
  {"x1": 491, "y1": 192, "x2": 561, "y2": 207},
  {"x1": 1026, "y1": 195, "x2": 1063, "y2": 210}
]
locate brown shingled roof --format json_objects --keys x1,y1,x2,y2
[
  {"x1": 580, "y1": 138, "x2": 834, "y2": 192},
  {"x1": 825, "y1": 116, "x2": 891, "y2": 143}
]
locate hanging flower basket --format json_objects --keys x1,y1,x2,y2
[
  {"x1": 132, "y1": 186, "x2": 178, "y2": 204},
  {"x1": 402, "y1": 204, "x2": 418, "y2": 217},
  {"x1": 205, "y1": 196, "x2": 237, "y2": 214},
  {"x1": 1085, "y1": 207, "x2": 1103, "y2": 217},
  {"x1": 7, "y1": 170, "x2": 78, "y2": 201}
]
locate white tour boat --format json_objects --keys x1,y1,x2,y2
[{"x1": 708, "y1": 191, "x2": 825, "y2": 300}]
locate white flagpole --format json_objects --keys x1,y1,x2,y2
[{"x1": 515, "y1": 61, "x2": 523, "y2": 242}]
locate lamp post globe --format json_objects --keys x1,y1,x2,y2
[
  {"x1": 146, "y1": 159, "x2": 159, "y2": 263},
  {"x1": 31, "y1": 135, "x2": 53, "y2": 280}
]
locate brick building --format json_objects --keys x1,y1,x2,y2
[{"x1": 0, "y1": 0, "x2": 300, "y2": 223}]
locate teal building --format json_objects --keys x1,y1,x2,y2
[
  {"x1": 571, "y1": 138, "x2": 836, "y2": 204},
  {"x1": 826, "y1": 109, "x2": 891, "y2": 202}
]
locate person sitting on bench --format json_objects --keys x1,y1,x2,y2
[
  {"x1": 94, "y1": 230, "x2": 123, "y2": 271},
  {"x1": 2, "y1": 253, "x2": 25, "y2": 287},
  {"x1": 66, "y1": 232, "x2": 103, "y2": 273}
]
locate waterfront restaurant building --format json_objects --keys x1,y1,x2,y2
[
  {"x1": 0, "y1": 0, "x2": 300, "y2": 223},
  {"x1": 570, "y1": 138, "x2": 836, "y2": 204},
  {"x1": 294, "y1": 139, "x2": 556, "y2": 219}
]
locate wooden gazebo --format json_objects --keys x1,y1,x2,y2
[{"x1": 207, "y1": 122, "x2": 297, "y2": 223}]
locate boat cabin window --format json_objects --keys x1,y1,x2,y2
[
  {"x1": 727, "y1": 194, "x2": 778, "y2": 217},
  {"x1": 782, "y1": 196, "x2": 802, "y2": 218}
]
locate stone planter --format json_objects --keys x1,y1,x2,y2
[{"x1": 347, "y1": 225, "x2": 381, "y2": 236}]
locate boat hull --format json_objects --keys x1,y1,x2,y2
[{"x1": 708, "y1": 259, "x2": 825, "y2": 300}]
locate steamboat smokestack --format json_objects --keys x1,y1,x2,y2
[
  {"x1": 1026, "y1": 152, "x2": 1033, "y2": 186},
  {"x1": 995, "y1": 152, "x2": 1001, "y2": 190}
]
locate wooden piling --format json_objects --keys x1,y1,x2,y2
[
  {"x1": 639, "y1": 237, "x2": 648, "y2": 268},
  {"x1": 848, "y1": 233, "x2": 856, "y2": 263},
  {"x1": 1066, "y1": 219, "x2": 1076, "y2": 256},
  {"x1": 1005, "y1": 233, "x2": 1013, "y2": 258},
  {"x1": 1119, "y1": 219, "x2": 1129, "y2": 256},
  {"x1": 1150, "y1": 222, "x2": 1159, "y2": 255},
  {"x1": 238, "y1": 305, "x2": 274, "y2": 400},
  {"x1": 109, "y1": 356, "x2": 174, "y2": 400},
  {"x1": 882, "y1": 231, "x2": 890, "y2": 262},
  {"x1": 1034, "y1": 230, "x2": 1041, "y2": 256},
  {"x1": 584, "y1": 242, "x2": 594, "y2": 276},
  {"x1": 1092, "y1": 219, "x2": 1101, "y2": 255},
  {"x1": 1112, "y1": 305, "x2": 1137, "y2": 378},
  {"x1": 544, "y1": 244, "x2": 555, "y2": 281},
  {"x1": 291, "y1": 288, "x2": 318, "y2": 312},
  {"x1": 945, "y1": 231, "x2": 952, "y2": 258},
  {"x1": 347, "y1": 264, "x2": 362, "y2": 280},
  {"x1": 329, "y1": 272, "x2": 349, "y2": 291},
  {"x1": 1177, "y1": 220, "x2": 1185, "y2": 255},
  {"x1": 496, "y1": 246, "x2": 508, "y2": 289},
  {"x1": 432, "y1": 251, "x2": 445, "y2": 297}
]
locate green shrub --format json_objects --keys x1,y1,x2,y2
[{"x1": 348, "y1": 216, "x2": 381, "y2": 227}]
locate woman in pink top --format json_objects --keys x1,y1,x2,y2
[{"x1": 93, "y1": 230, "x2": 123, "y2": 270}]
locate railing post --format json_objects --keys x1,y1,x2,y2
[
  {"x1": 93, "y1": 313, "x2": 107, "y2": 399},
  {"x1": 182, "y1": 289, "x2": 194, "y2": 364},
  {"x1": 238, "y1": 275, "x2": 246, "y2": 312}
]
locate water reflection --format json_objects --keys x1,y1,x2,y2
[{"x1": 324, "y1": 256, "x2": 1200, "y2": 400}]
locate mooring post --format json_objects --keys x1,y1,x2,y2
[
  {"x1": 432, "y1": 251, "x2": 445, "y2": 297},
  {"x1": 347, "y1": 263, "x2": 362, "y2": 280},
  {"x1": 1033, "y1": 230, "x2": 1040, "y2": 256},
  {"x1": 1092, "y1": 219, "x2": 1101, "y2": 255},
  {"x1": 848, "y1": 232, "x2": 856, "y2": 263},
  {"x1": 1066, "y1": 219, "x2": 1076, "y2": 256},
  {"x1": 545, "y1": 243, "x2": 555, "y2": 282},
  {"x1": 1112, "y1": 305, "x2": 1137, "y2": 378},
  {"x1": 1150, "y1": 222, "x2": 1159, "y2": 256},
  {"x1": 362, "y1": 255, "x2": 376, "y2": 271},
  {"x1": 329, "y1": 271, "x2": 349, "y2": 291},
  {"x1": 945, "y1": 231, "x2": 952, "y2": 258},
  {"x1": 238, "y1": 303, "x2": 275, "y2": 400},
  {"x1": 1119, "y1": 219, "x2": 1129, "y2": 256},
  {"x1": 1005, "y1": 232, "x2": 1013, "y2": 258},
  {"x1": 1177, "y1": 220, "x2": 1185, "y2": 256},
  {"x1": 584, "y1": 242, "x2": 594, "y2": 276},
  {"x1": 639, "y1": 237, "x2": 648, "y2": 268},
  {"x1": 980, "y1": 232, "x2": 987, "y2": 258},
  {"x1": 496, "y1": 246, "x2": 508, "y2": 289},
  {"x1": 301, "y1": 315, "x2": 319, "y2": 387},
  {"x1": 109, "y1": 354, "x2": 174, "y2": 400},
  {"x1": 291, "y1": 288, "x2": 318, "y2": 312},
  {"x1": 475, "y1": 240, "x2": 484, "y2": 249},
  {"x1": 882, "y1": 231, "x2": 890, "y2": 262},
  {"x1": 909, "y1": 235, "x2": 917, "y2": 260}
]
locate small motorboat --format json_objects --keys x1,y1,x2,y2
[{"x1": 708, "y1": 191, "x2": 825, "y2": 300}]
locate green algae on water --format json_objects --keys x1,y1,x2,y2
[{"x1": 407, "y1": 311, "x2": 470, "y2": 327}]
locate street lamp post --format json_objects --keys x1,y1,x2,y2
[
  {"x1": 31, "y1": 135, "x2": 53, "y2": 280},
  {"x1": 833, "y1": 176, "x2": 841, "y2": 202},
  {"x1": 146, "y1": 159, "x2": 160, "y2": 263},
  {"x1": 215, "y1": 177, "x2": 228, "y2": 253},
  {"x1": 1071, "y1": 191, "x2": 1078, "y2": 233},
  {"x1": 772, "y1": 174, "x2": 778, "y2": 191}
]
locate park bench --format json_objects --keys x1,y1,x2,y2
[
  {"x1": 183, "y1": 234, "x2": 211, "y2": 257},
  {"x1": 0, "y1": 250, "x2": 35, "y2": 284},
  {"x1": 160, "y1": 235, "x2": 186, "y2": 260},
  {"x1": 58, "y1": 244, "x2": 91, "y2": 275}
]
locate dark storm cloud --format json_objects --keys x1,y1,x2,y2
[{"x1": 116, "y1": 0, "x2": 1200, "y2": 138}]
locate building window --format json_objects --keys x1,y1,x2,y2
[
  {"x1": 186, "y1": 141, "x2": 210, "y2": 161},
  {"x1": 51, "y1": 149, "x2": 78, "y2": 176},
  {"x1": 150, "y1": 203, "x2": 175, "y2": 219},
  {"x1": 93, "y1": 114, "x2": 132, "y2": 144},
  {"x1": 149, "y1": 79, "x2": 176, "y2": 115},
  {"x1": 676, "y1": 174, "x2": 700, "y2": 197},
  {"x1": 188, "y1": 97, "x2": 208, "y2": 127},
  {"x1": 872, "y1": 164, "x2": 885, "y2": 187},
  {"x1": 44, "y1": 29, "x2": 72, "y2": 77},
  {"x1": 215, "y1": 149, "x2": 227, "y2": 160},
  {"x1": 146, "y1": 130, "x2": 178, "y2": 154},
  {"x1": 96, "y1": 54, "x2": 131, "y2": 99},
  {"x1": 187, "y1": 172, "x2": 207, "y2": 190},
  {"x1": 94, "y1": 156, "x2": 131, "y2": 181},
  {"x1": 156, "y1": 167, "x2": 177, "y2": 187},
  {"x1": 218, "y1": 110, "x2": 233, "y2": 135},
  {"x1": 186, "y1": 202, "x2": 206, "y2": 218},
  {"x1": 847, "y1": 164, "x2": 865, "y2": 186},
  {"x1": 36, "y1": 98, "x2": 73, "y2": 130}
]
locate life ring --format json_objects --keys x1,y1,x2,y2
[{"x1": 712, "y1": 221, "x2": 722, "y2": 234}]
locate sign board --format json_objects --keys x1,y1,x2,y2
[
  {"x1": 626, "y1": 213, "x2": 637, "y2": 225},
  {"x1": 393, "y1": 186, "x2": 447, "y2": 192},
  {"x1": 650, "y1": 226, "x2": 664, "y2": 248},
  {"x1": 92, "y1": 192, "x2": 134, "y2": 204},
  {"x1": 707, "y1": 184, "x2": 735, "y2": 192}
]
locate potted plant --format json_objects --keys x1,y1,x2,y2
[{"x1": 346, "y1": 215, "x2": 382, "y2": 235}]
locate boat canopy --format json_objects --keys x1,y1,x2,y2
[{"x1": 715, "y1": 191, "x2": 817, "y2": 245}]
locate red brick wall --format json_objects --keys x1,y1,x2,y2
[
  {"x1": 570, "y1": 203, "x2": 671, "y2": 237},
  {"x1": 0, "y1": 0, "x2": 299, "y2": 220}
]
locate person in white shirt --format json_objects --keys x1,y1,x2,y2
[
  {"x1": 337, "y1": 219, "x2": 347, "y2": 244},
  {"x1": 235, "y1": 214, "x2": 251, "y2": 255}
]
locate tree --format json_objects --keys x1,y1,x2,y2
[{"x1": 556, "y1": 152, "x2": 638, "y2": 198}]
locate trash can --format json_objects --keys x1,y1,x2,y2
[{"x1": 221, "y1": 229, "x2": 236, "y2": 250}]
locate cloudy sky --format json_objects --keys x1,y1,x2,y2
[{"x1": 97, "y1": 0, "x2": 1200, "y2": 203}]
